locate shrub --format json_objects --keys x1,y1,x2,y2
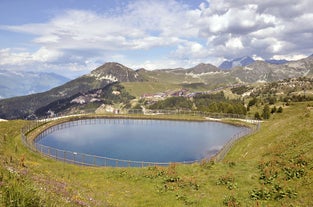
[
  {"x1": 271, "y1": 106, "x2": 277, "y2": 114},
  {"x1": 254, "y1": 112, "x2": 261, "y2": 120},
  {"x1": 200, "y1": 159, "x2": 215, "y2": 169},
  {"x1": 277, "y1": 106, "x2": 283, "y2": 113},
  {"x1": 217, "y1": 173, "x2": 237, "y2": 190},
  {"x1": 223, "y1": 195, "x2": 240, "y2": 206}
]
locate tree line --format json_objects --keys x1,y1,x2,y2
[{"x1": 146, "y1": 92, "x2": 247, "y2": 115}]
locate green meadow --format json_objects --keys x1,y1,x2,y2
[{"x1": 1, "y1": 102, "x2": 313, "y2": 206}]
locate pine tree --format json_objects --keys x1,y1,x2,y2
[
  {"x1": 254, "y1": 112, "x2": 261, "y2": 120},
  {"x1": 262, "y1": 105, "x2": 271, "y2": 119}
]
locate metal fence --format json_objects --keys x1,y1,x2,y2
[
  {"x1": 128, "y1": 109, "x2": 248, "y2": 119},
  {"x1": 21, "y1": 111, "x2": 260, "y2": 167},
  {"x1": 34, "y1": 109, "x2": 251, "y2": 121},
  {"x1": 212, "y1": 122, "x2": 260, "y2": 162}
]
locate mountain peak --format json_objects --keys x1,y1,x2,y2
[
  {"x1": 93, "y1": 62, "x2": 130, "y2": 72},
  {"x1": 187, "y1": 63, "x2": 220, "y2": 74},
  {"x1": 219, "y1": 56, "x2": 255, "y2": 70},
  {"x1": 90, "y1": 62, "x2": 144, "y2": 82}
]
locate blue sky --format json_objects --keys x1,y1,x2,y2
[{"x1": 0, "y1": 0, "x2": 312, "y2": 78}]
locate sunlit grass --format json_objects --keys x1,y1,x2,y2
[{"x1": 1, "y1": 102, "x2": 313, "y2": 206}]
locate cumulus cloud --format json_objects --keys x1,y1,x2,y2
[
  {"x1": 0, "y1": 1, "x2": 202, "y2": 73},
  {"x1": 199, "y1": 4, "x2": 275, "y2": 35},
  {"x1": 0, "y1": 48, "x2": 32, "y2": 66},
  {"x1": 199, "y1": 0, "x2": 313, "y2": 60},
  {"x1": 173, "y1": 41, "x2": 208, "y2": 59},
  {"x1": 0, "y1": 47, "x2": 63, "y2": 65},
  {"x1": 4, "y1": 1, "x2": 198, "y2": 51},
  {"x1": 0, "y1": 0, "x2": 312, "y2": 75}
]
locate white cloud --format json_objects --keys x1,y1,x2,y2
[
  {"x1": 272, "y1": 54, "x2": 307, "y2": 61},
  {"x1": 225, "y1": 37, "x2": 244, "y2": 49},
  {"x1": 0, "y1": 0, "x2": 204, "y2": 74},
  {"x1": 199, "y1": 2, "x2": 276, "y2": 35},
  {"x1": 3, "y1": 1, "x2": 200, "y2": 52},
  {"x1": 198, "y1": 0, "x2": 313, "y2": 59},
  {"x1": 0, "y1": 0, "x2": 312, "y2": 76},
  {"x1": 0, "y1": 48, "x2": 32, "y2": 66},
  {"x1": 0, "y1": 47, "x2": 63, "y2": 65},
  {"x1": 33, "y1": 47, "x2": 63, "y2": 62},
  {"x1": 173, "y1": 41, "x2": 209, "y2": 59}
]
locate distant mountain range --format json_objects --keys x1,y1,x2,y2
[
  {"x1": 218, "y1": 56, "x2": 289, "y2": 70},
  {"x1": 0, "y1": 70, "x2": 70, "y2": 99},
  {"x1": 0, "y1": 55, "x2": 313, "y2": 119},
  {"x1": 0, "y1": 56, "x2": 301, "y2": 98}
]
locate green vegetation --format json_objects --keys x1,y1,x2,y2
[
  {"x1": 148, "y1": 97, "x2": 193, "y2": 110},
  {"x1": 1, "y1": 101, "x2": 313, "y2": 206},
  {"x1": 35, "y1": 83, "x2": 135, "y2": 117},
  {"x1": 193, "y1": 92, "x2": 246, "y2": 115},
  {"x1": 262, "y1": 105, "x2": 271, "y2": 120},
  {"x1": 147, "y1": 92, "x2": 247, "y2": 115},
  {"x1": 121, "y1": 82, "x2": 181, "y2": 97},
  {"x1": 230, "y1": 85, "x2": 252, "y2": 95},
  {"x1": 122, "y1": 82, "x2": 216, "y2": 98},
  {"x1": 0, "y1": 74, "x2": 111, "y2": 119}
]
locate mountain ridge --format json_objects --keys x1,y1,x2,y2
[
  {"x1": 218, "y1": 56, "x2": 292, "y2": 70},
  {"x1": 0, "y1": 70, "x2": 70, "y2": 99},
  {"x1": 88, "y1": 62, "x2": 145, "y2": 82},
  {"x1": 219, "y1": 56, "x2": 255, "y2": 70},
  {"x1": 0, "y1": 62, "x2": 145, "y2": 119},
  {"x1": 0, "y1": 55, "x2": 313, "y2": 119}
]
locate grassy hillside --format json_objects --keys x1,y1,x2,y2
[
  {"x1": 122, "y1": 82, "x2": 221, "y2": 98},
  {"x1": 121, "y1": 82, "x2": 181, "y2": 97},
  {"x1": 131, "y1": 69, "x2": 236, "y2": 97},
  {"x1": 1, "y1": 102, "x2": 313, "y2": 206}
]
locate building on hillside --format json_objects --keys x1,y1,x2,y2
[{"x1": 170, "y1": 89, "x2": 189, "y2": 97}]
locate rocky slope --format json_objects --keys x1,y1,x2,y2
[
  {"x1": 34, "y1": 83, "x2": 134, "y2": 117},
  {"x1": 0, "y1": 63, "x2": 144, "y2": 119},
  {"x1": 230, "y1": 55, "x2": 313, "y2": 83},
  {"x1": 88, "y1": 62, "x2": 145, "y2": 82}
]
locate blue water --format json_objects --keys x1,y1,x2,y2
[{"x1": 36, "y1": 119, "x2": 245, "y2": 163}]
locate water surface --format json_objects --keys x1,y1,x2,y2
[{"x1": 36, "y1": 119, "x2": 246, "y2": 163}]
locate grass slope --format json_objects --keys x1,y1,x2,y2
[
  {"x1": 122, "y1": 82, "x2": 216, "y2": 98},
  {"x1": 1, "y1": 102, "x2": 313, "y2": 206},
  {"x1": 121, "y1": 82, "x2": 181, "y2": 97}
]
